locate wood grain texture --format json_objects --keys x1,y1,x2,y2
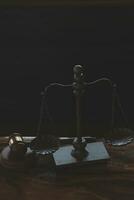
[{"x1": 0, "y1": 139, "x2": 134, "y2": 200}]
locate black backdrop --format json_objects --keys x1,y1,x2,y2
[{"x1": 0, "y1": 5, "x2": 134, "y2": 136}]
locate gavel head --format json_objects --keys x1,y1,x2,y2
[
  {"x1": 8, "y1": 133, "x2": 27, "y2": 159},
  {"x1": 73, "y1": 65, "x2": 84, "y2": 82}
]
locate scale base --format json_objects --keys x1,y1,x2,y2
[{"x1": 53, "y1": 141, "x2": 110, "y2": 168}]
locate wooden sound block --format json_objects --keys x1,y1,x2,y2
[
  {"x1": 53, "y1": 142, "x2": 110, "y2": 168},
  {"x1": 0, "y1": 146, "x2": 36, "y2": 171}
]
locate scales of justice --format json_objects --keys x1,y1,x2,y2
[{"x1": 0, "y1": 65, "x2": 133, "y2": 171}]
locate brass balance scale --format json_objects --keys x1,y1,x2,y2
[{"x1": 0, "y1": 65, "x2": 133, "y2": 172}]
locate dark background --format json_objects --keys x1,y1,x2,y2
[{"x1": 0, "y1": 5, "x2": 134, "y2": 136}]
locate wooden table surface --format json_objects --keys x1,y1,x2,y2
[{"x1": 0, "y1": 139, "x2": 134, "y2": 200}]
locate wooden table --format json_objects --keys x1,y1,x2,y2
[{"x1": 0, "y1": 137, "x2": 134, "y2": 200}]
